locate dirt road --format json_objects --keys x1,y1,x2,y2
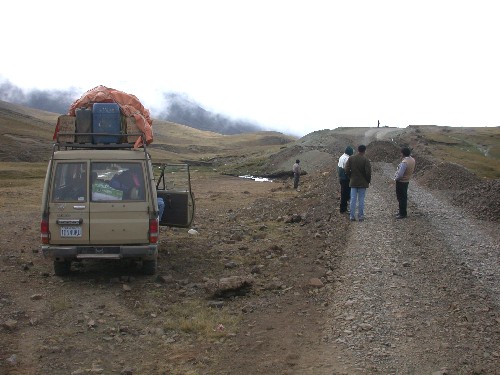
[{"x1": 290, "y1": 162, "x2": 500, "y2": 374}]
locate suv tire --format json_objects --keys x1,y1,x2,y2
[
  {"x1": 142, "y1": 259, "x2": 157, "y2": 275},
  {"x1": 54, "y1": 261, "x2": 71, "y2": 276}
]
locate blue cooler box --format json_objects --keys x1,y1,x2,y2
[{"x1": 92, "y1": 103, "x2": 121, "y2": 143}]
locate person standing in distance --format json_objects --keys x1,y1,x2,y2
[
  {"x1": 393, "y1": 147, "x2": 416, "y2": 219},
  {"x1": 337, "y1": 146, "x2": 354, "y2": 213},
  {"x1": 345, "y1": 145, "x2": 371, "y2": 221},
  {"x1": 293, "y1": 159, "x2": 301, "y2": 191}
]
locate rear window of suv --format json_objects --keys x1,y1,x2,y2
[
  {"x1": 91, "y1": 162, "x2": 145, "y2": 201},
  {"x1": 51, "y1": 162, "x2": 146, "y2": 202},
  {"x1": 52, "y1": 162, "x2": 87, "y2": 202}
]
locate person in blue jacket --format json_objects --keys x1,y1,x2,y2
[{"x1": 157, "y1": 197, "x2": 165, "y2": 221}]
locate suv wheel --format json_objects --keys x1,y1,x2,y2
[
  {"x1": 142, "y1": 259, "x2": 157, "y2": 275},
  {"x1": 54, "y1": 261, "x2": 71, "y2": 276}
]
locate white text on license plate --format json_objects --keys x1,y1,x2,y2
[{"x1": 60, "y1": 226, "x2": 82, "y2": 237}]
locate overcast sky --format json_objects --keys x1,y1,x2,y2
[{"x1": 1, "y1": 0, "x2": 499, "y2": 136}]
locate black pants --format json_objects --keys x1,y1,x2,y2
[
  {"x1": 396, "y1": 181, "x2": 409, "y2": 217},
  {"x1": 294, "y1": 173, "x2": 300, "y2": 189},
  {"x1": 339, "y1": 179, "x2": 350, "y2": 212}
]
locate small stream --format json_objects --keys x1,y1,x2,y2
[{"x1": 239, "y1": 175, "x2": 273, "y2": 182}]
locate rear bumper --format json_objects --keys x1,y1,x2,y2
[{"x1": 42, "y1": 245, "x2": 158, "y2": 261}]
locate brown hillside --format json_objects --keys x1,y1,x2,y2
[
  {"x1": 0, "y1": 101, "x2": 297, "y2": 164},
  {"x1": 1, "y1": 101, "x2": 498, "y2": 222}
]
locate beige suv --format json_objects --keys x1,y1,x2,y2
[{"x1": 40, "y1": 140, "x2": 194, "y2": 276}]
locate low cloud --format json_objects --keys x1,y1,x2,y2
[
  {"x1": 0, "y1": 80, "x2": 265, "y2": 135},
  {"x1": 157, "y1": 92, "x2": 263, "y2": 135},
  {"x1": 0, "y1": 80, "x2": 79, "y2": 114}
]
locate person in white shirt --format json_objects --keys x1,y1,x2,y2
[
  {"x1": 393, "y1": 147, "x2": 416, "y2": 219},
  {"x1": 337, "y1": 146, "x2": 354, "y2": 213}
]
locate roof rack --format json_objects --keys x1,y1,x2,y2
[{"x1": 55, "y1": 132, "x2": 145, "y2": 150}]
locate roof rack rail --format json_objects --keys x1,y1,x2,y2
[{"x1": 55, "y1": 132, "x2": 145, "y2": 150}]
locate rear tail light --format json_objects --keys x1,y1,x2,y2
[
  {"x1": 41, "y1": 219, "x2": 50, "y2": 244},
  {"x1": 149, "y1": 218, "x2": 159, "y2": 244}
]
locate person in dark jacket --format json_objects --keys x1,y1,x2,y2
[
  {"x1": 345, "y1": 145, "x2": 372, "y2": 221},
  {"x1": 337, "y1": 146, "x2": 354, "y2": 213},
  {"x1": 292, "y1": 159, "x2": 301, "y2": 191},
  {"x1": 109, "y1": 164, "x2": 145, "y2": 200}
]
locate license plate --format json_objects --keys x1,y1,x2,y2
[{"x1": 60, "y1": 226, "x2": 82, "y2": 237}]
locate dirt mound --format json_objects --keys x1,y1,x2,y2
[
  {"x1": 367, "y1": 140, "x2": 400, "y2": 163},
  {"x1": 418, "y1": 161, "x2": 480, "y2": 191},
  {"x1": 411, "y1": 152, "x2": 436, "y2": 176},
  {"x1": 262, "y1": 131, "x2": 402, "y2": 177},
  {"x1": 298, "y1": 129, "x2": 351, "y2": 150},
  {"x1": 415, "y1": 159, "x2": 500, "y2": 222},
  {"x1": 452, "y1": 179, "x2": 500, "y2": 222}
]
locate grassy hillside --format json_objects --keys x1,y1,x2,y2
[
  {"x1": 1, "y1": 100, "x2": 499, "y2": 179},
  {"x1": 398, "y1": 126, "x2": 500, "y2": 179}
]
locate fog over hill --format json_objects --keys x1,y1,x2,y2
[
  {"x1": 0, "y1": 80, "x2": 80, "y2": 115},
  {"x1": 158, "y1": 92, "x2": 261, "y2": 135},
  {"x1": 0, "y1": 80, "x2": 264, "y2": 135}
]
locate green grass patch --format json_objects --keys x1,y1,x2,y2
[
  {"x1": 434, "y1": 147, "x2": 500, "y2": 178},
  {"x1": 0, "y1": 162, "x2": 47, "y2": 178},
  {"x1": 425, "y1": 132, "x2": 463, "y2": 145},
  {"x1": 414, "y1": 127, "x2": 500, "y2": 178},
  {"x1": 49, "y1": 297, "x2": 72, "y2": 312},
  {"x1": 218, "y1": 155, "x2": 270, "y2": 176},
  {"x1": 0, "y1": 162, "x2": 47, "y2": 188},
  {"x1": 161, "y1": 300, "x2": 240, "y2": 340}
]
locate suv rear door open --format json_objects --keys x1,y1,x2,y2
[{"x1": 155, "y1": 164, "x2": 195, "y2": 227}]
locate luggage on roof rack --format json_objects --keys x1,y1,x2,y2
[
  {"x1": 55, "y1": 132, "x2": 145, "y2": 150},
  {"x1": 53, "y1": 86, "x2": 154, "y2": 148},
  {"x1": 75, "y1": 108, "x2": 92, "y2": 143},
  {"x1": 56, "y1": 116, "x2": 76, "y2": 143},
  {"x1": 92, "y1": 103, "x2": 121, "y2": 144}
]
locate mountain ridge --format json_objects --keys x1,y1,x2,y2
[
  {"x1": 0, "y1": 100, "x2": 297, "y2": 165},
  {"x1": 0, "y1": 81, "x2": 267, "y2": 135}
]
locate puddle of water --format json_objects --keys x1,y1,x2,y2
[{"x1": 239, "y1": 175, "x2": 273, "y2": 182}]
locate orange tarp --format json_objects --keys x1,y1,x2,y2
[{"x1": 54, "y1": 85, "x2": 153, "y2": 148}]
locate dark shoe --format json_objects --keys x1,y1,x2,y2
[
  {"x1": 395, "y1": 214, "x2": 407, "y2": 219},
  {"x1": 358, "y1": 217, "x2": 364, "y2": 222},
  {"x1": 350, "y1": 217, "x2": 356, "y2": 221}
]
